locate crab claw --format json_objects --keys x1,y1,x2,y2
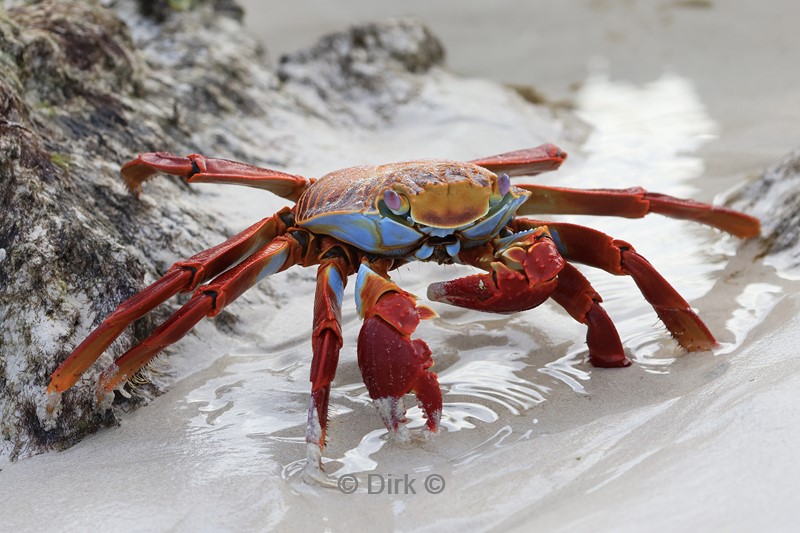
[
  {"x1": 356, "y1": 265, "x2": 441, "y2": 437},
  {"x1": 427, "y1": 228, "x2": 564, "y2": 313}
]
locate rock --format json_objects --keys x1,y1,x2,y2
[
  {"x1": 277, "y1": 19, "x2": 445, "y2": 127},
  {"x1": 729, "y1": 148, "x2": 800, "y2": 271},
  {"x1": 0, "y1": 1, "x2": 458, "y2": 459},
  {"x1": 0, "y1": 0, "x2": 234, "y2": 459}
]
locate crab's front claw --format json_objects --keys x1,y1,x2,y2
[
  {"x1": 356, "y1": 265, "x2": 441, "y2": 437},
  {"x1": 428, "y1": 229, "x2": 565, "y2": 313}
]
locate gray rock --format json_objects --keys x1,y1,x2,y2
[
  {"x1": 277, "y1": 19, "x2": 445, "y2": 127},
  {"x1": 0, "y1": 0, "x2": 446, "y2": 459},
  {"x1": 729, "y1": 148, "x2": 800, "y2": 271}
]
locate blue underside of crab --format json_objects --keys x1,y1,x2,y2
[{"x1": 297, "y1": 188, "x2": 530, "y2": 259}]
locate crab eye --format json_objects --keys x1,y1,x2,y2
[
  {"x1": 498, "y1": 173, "x2": 511, "y2": 196},
  {"x1": 383, "y1": 189, "x2": 409, "y2": 215}
]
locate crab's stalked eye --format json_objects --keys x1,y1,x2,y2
[
  {"x1": 384, "y1": 189, "x2": 410, "y2": 215},
  {"x1": 498, "y1": 173, "x2": 511, "y2": 196},
  {"x1": 384, "y1": 189, "x2": 401, "y2": 210}
]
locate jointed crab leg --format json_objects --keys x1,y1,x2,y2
[
  {"x1": 96, "y1": 235, "x2": 304, "y2": 394},
  {"x1": 355, "y1": 263, "x2": 440, "y2": 437},
  {"x1": 515, "y1": 185, "x2": 760, "y2": 238},
  {"x1": 121, "y1": 152, "x2": 312, "y2": 201},
  {"x1": 305, "y1": 255, "x2": 348, "y2": 475},
  {"x1": 470, "y1": 143, "x2": 568, "y2": 177},
  {"x1": 48, "y1": 209, "x2": 292, "y2": 393},
  {"x1": 551, "y1": 262, "x2": 629, "y2": 368},
  {"x1": 514, "y1": 219, "x2": 717, "y2": 351}
]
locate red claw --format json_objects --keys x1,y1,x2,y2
[
  {"x1": 358, "y1": 309, "x2": 442, "y2": 432},
  {"x1": 428, "y1": 229, "x2": 565, "y2": 314},
  {"x1": 356, "y1": 270, "x2": 441, "y2": 435}
]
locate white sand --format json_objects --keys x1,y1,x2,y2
[{"x1": 3, "y1": 2, "x2": 799, "y2": 531}]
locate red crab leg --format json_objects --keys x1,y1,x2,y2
[
  {"x1": 513, "y1": 218, "x2": 717, "y2": 351},
  {"x1": 355, "y1": 263, "x2": 440, "y2": 437},
  {"x1": 95, "y1": 235, "x2": 304, "y2": 394},
  {"x1": 515, "y1": 185, "x2": 760, "y2": 239},
  {"x1": 551, "y1": 262, "x2": 629, "y2": 368},
  {"x1": 427, "y1": 227, "x2": 565, "y2": 313},
  {"x1": 470, "y1": 144, "x2": 567, "y2": 177},
  {"x1": 305, "y1": 256, "x2": 348, "y2": 477},
  {"x1": 48, "y1": 209, "x2": 292, "y2": 393},
  {"x1": 121, "y1": 152, "x2": 312, "y2": 201}
]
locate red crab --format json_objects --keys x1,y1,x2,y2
[{"x1": 48, "y1": 144, "x2": 759, "y2": 480}]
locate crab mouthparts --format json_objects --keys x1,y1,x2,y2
[{"x1": 414, "y1": 235, "x2": 461, "y2": 262}]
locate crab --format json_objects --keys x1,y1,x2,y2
[{"x1": 48, "y1": 144, "x2": 759, "y2": 480}]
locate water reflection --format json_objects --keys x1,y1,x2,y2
[{"x1": 718, "y1": 282, "x2": 784, "y2": 354}]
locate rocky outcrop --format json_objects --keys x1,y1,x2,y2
[
  {"x1": 729, "y1": 148, "x2": 800, "y2": 271},
  {"x1": 0, "y1": 0, "x2": 447, "y2": 459},
  {"x1": 277, "y1": 19, "x2": 445, "y2": 127}
]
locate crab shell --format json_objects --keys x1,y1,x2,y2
[{"x1": 295, "y1": 160, "x2": 531, "y2": 259}]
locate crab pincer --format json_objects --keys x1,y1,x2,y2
[
  {"x1": 427, "y1": 228, "x2": 565, "y2": 314},
  {"x1": 355, "y1": 264, "x2": 441, "y2": 438}
]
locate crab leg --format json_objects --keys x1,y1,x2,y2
[
  {"x1": 551, "y1": 262, "x2": 629, "y2": 368},
  {"x1": 95, "y1": 235, "x2": 304, "y2": 394},
  {"x1": 355, "y1": 263, "x2": 440, "y2": 438},
  {"x1": 121, "y1": 152, "x2": 312, "y2": 201},
  {"x1": 515, "y1": 185, "x2": 760, "y2": 238},
  {"x1": 305, "y1": 256, "x2": 348, "y2": 478},
  {"x1": 427, "y1": 227, "x2": 565, "y2": 313},
  {"x1": 470, "y1": 143, "x2": 567, "y2": 177},
  {"x1": 513, "y1": 219, "x2": 717, "y2": 351},
  {"x1": 48, "y1": 209, "x2": 292, "y2": 393}
]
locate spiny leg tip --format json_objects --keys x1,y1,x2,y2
[{"x1": 302, "y1": 445, "x2": 338, "y2": 488}]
